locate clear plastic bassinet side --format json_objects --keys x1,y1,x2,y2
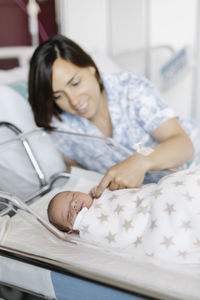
[{"x1": 0, "y1": 122, "x2": 70, "y2": 215}]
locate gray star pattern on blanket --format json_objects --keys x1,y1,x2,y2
[
  {"x1": 178, "y1": 251, "x2": 188, "y2": 259},
  {"x1": 180, "y1": 220, "x2": 192, "y2": 231},
  {"x1": 129, "y1": 189, "x2": 140, "y2": 194},
  {"x1": 164, "y1": 203, "x2": 176, "y2": 215},
  {"x1": 108, "y1": 194, "x2": 119, "y2": 201},
  {"x1": 114, "y1": 204, "x2": 124, "y2": 215},
  {"x1": 161, "y1": 236, "x2": 175, "y2": 249},
  {"x1": 98, "y1": 213, "x2": 109, "y2": 223},
  {"x1": 194, "y1": 239, "x2": 200, "y2": 246},
  {"x1": 150, "y1": 219, "x2": 158, "y2": 231},
  {"x1": 134, "y1": 236, "x2": 143, "y2": 247},
  {"x1": 105, "y1": 232, "x2": 116, "y2": 243},
  {"x1": 152, "y1": 188, "x2": 162, "y2": 199},
  {"x1": 138, "y1": 205, "x2": 149, "y2": 215},
  {"x1": 123, "y1": 219, "x2": 133, "y2": 231},
  {"x1": 173, "y1": 180, "x2": 184, "y2": 186},
  {"x1": 183, "y1": 192, "x2": 193, "y2": 201},
  {"x1": 133, "y1": 196, "x2": 143, "y2": 207}
]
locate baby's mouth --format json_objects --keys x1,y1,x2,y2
[
  {"x1": 79, "y1": 203, "x2": 84, "y2": 212},
  {"x1": 76, "y1": 201, "x2": 84, "y2": 214}
]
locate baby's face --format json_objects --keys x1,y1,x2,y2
[{"x1": 51, "y1": 191, "x2": 93, "y2": 231}]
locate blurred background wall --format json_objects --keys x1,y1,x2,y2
[{"x1": 0, "y1": 0, "x2": 199, "y2": 120}]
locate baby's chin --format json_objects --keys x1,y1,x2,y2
[
  {"x1": 73, "y1": 206, "x2": 89, "y2": 231},
  {"x1": 66, "y1": 228, "x2": 79, "y2": 235}
]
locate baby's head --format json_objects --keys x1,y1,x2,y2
[{"x1": 47, "y1": 191, "x2": 93, "y2": 232}]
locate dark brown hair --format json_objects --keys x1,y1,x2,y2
[{"x1": 28, "y1": 34, "x2": 104, "y2": 130}]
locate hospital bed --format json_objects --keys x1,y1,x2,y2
[
  {"x1": 1, "y1": 166, "x2": 200, "y2": 300},
  {"x1": 0, "y1": 46, "x2": 200, "y2": 300}
]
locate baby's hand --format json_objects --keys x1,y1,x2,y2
[{"x1": 89, "y1": 186, "x2": 97, "y2": 198}]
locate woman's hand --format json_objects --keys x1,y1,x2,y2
[
  {"x1": 95, "y1": 118, "x2": 194, "y2": 198},
  {"x1": 95, "y1": 153, "x2": 150, "y2": 198}
]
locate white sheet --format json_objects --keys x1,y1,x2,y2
[{"x1": 2, "y1": 167, "x2": 200, "y2": 300}]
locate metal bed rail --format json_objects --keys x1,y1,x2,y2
[{"x1": 0, "y1": 122, "x2": 71, "y2": 214}]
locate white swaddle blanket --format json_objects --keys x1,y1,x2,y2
[{"x1": 75, "y1": 167, "x2": 200, "y2": 263}]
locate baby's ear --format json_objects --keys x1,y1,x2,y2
[{"x1": 89, "y1": 186, "x2": 97, "y2": 198}]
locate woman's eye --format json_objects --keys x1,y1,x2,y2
[
  {"x1": 72, "y1": 80, "x2": 80, "y2": 87},
  {"x1": 54, "y1": 94, "x2": 61, "y2": 101}
]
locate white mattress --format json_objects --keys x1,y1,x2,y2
[{"x1": 1, "y1": 168, "x2": 200, "y2": 300}]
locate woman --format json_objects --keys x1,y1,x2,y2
[{"x1": 28, "y1": 34, "x2": 199, "y2": 197}]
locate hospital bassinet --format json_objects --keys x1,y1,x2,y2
[{"x1": 0, "y1": 125, "x2": 200, "y2": 300}]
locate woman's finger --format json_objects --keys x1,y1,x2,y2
[
  {"x1": 89, "y1": 186, "x2": 97, "y2": 198},
  {"x1": 109, "y1": 182, "x2": 119, "y2": 191},
  {"x1": 95, "y1": 173, "x2": 112, "y2": 198}
]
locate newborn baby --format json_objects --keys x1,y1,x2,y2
[
  {"x1": 48, "y1": 167, "x2": 200, "y2": 263},
  {"x1": 48, "y1": 191, "x2": 93, "y2": 233}
]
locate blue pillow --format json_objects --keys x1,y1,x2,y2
[{"x1": 8, "y1": 81, "x2": 28, "y2": 100}]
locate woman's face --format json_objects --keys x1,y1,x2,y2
[
  {"x1": 52, "y1": 57, "x2": 104, "y2": 121},
  {"x1": 51, "y1": 191, "x2": 93, "y2": 231}
]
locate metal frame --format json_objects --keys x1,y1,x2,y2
[{"x1": 0, "y1": 122, "x2": 71, "y2": 215}]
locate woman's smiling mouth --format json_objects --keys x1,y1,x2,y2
[{"x1": 76, "y1": 101, "x2": 89, "y2": 114}]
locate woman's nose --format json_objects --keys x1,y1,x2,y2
[{"x1": 67, "y1": 90, "x2": 80, "y2": 108}]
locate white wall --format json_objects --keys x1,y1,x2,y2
[
  {"x1": 150, "y1": 0, "x2": 198, "y2": 120},
  {"x1": 151, "y1": 0, "x2": 196, "y2": 51},
  {"x1": 59, "y1": 0, "x2": 197, "y2": 54},
  {"x1": 59, "y1": 0, "x2": 110, "y2": 54},
  {"x1": 110, "y1": 0, "x2": 145, "y2": 55},
  {"x1": 59, "y1": 0, "x2": 199, "y2": 120}
]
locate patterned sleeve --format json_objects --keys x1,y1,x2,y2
[
  {"x1": 50, "y1": 115, "x2": 78, "y2": 161},
  {"x1": 127, "y1": 73, "x2": 176, "y2": 134}
]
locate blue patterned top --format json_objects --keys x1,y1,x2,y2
[{"x1": 51, "y1": 72, "x2": 200, "y2": 182}]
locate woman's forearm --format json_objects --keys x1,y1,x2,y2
[{"x1": 145, "y1": 133, "x2": 194, "y2": 171}]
